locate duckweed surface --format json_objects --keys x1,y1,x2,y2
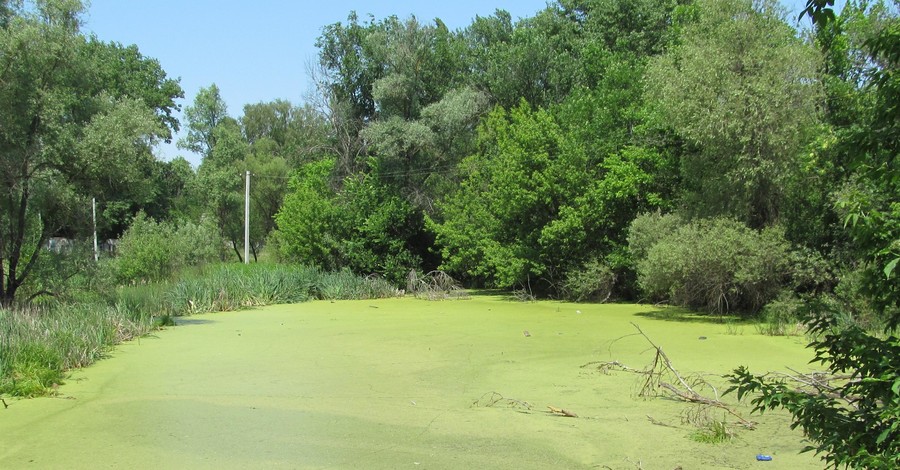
[{"x1": 0, "y1": 296, "x2": 821, "y2": 469}]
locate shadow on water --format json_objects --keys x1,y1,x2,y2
[
  {"x1": 464, "y1": 289, "x2": 508, "y2": 298},
  {"x1": 634, "y1": 306, "x2": 751, "y2": 325},
  {"x1": 174, "y1": 318, "x2": 216, "y2": 326}
]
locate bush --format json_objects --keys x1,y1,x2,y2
[
  {"x1": 113, "y1": 213, "x2": 222, "y2": 283},
  {"x1": 275, "y1": 162, "x2": 427, "y2": 286},
  {"x1": 758, "y1": 292, "x2": 805, "y2": 336},
  {"x1": 562, "y1": 259, "x2": 616, "y2": 302},
  {"x1": 627, "y1": 212, "x2": 684, "y2": 260},
  {"x1": 633, "y1": 217, "x2": 791, "y2": 314}
]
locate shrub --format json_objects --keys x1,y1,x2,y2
[
  {"x1": 275, "y1": 161, "x2": 427, "y2": 286},
  {"x1": 634, "y1": 217, "x2": 791, "y2": 314},
  {"x1": 562, "y1": 259, "x2": 616, "y2": 302},
  {"x1": 113, "y1": 213, "x2": 222, "y2": 283},
  {"x1": 627, "y1": 212, "x2": 685, "y2": 260},
  {"x1": 758, "y1": 292, "x2": 805, "y2": 336}
]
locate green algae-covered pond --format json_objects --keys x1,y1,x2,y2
[{"x1": 0, "y1": 296, "x2": 822, "y2": 469}]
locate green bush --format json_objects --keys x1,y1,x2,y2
[
  {"x1": 627, "y1": 212, "x2": 684, "y2": 260},
  {"x1": 113, "y1": 213, "x2": 222, "y2": 283},
  {"x1": 562, "y1": 259, "x2": 616, "y2": 302},
  {"x1": 758, "y1": 292, "x2": 805, "y2": 336},
  {"x1": 275, "y1": 161, "x2": 426, "y2": 285},
  {"x1": 633, "y1": 217, "x2": 791, "y2": 315}
]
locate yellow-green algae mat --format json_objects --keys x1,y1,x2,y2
[{"x1": 1, "y1": 296, "x2": 822, "y2": 469}]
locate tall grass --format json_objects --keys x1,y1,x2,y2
[
  {"x1": 1, "y1": 263, "x2": 402, "y2": 398},
  {"x1": 161, "y1": 265, "x2": 400, "y2": 315},
  {"x1": 0, "y1": 303, "x2": 152, "y2": 397}
]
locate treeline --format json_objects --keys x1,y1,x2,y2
[
  {"x1": 206, "y1": 0, "x2": 888, "y2": 320},
  {"x1": 2, "y1": 0, "x2": 898, "y2": 323}
]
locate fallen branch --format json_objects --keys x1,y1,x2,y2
[
  {"x1": 646, "y1": 415, "x2": 678, "y2": 428},
  {"x1": 583, "y1": 322, "x2": 756, "y2": 430},
  {"x1": 547, "y1": 405, "x2": 579, "y2": 418},
  {"x1": 1, "y1": 398, "x2": 8, "y2": 409}
]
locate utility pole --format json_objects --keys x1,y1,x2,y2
[
  {"x1": 92, "y1": 197, "x2": 99, "y2": 262},
  {"x1": 244, "y1": 171, "x2": 250, "y2": 264}
]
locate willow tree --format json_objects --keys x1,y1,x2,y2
[{"x1": 645, "y1": 0, "x2": 822, "y2": 228}]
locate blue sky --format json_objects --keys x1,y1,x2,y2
[{"x1": 83, "y1": 0, "x2": 838, "y2": 165}]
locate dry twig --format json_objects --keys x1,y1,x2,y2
[
  {"x1": 584, "y1": 322, "x2": 756, "y2": 430},
  {"x1": 547, "y1": 405, "x2": 579, "y2": 418}
]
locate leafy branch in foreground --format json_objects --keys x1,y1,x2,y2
[{"x1": 727, "y1": 303, "x2": 900, "y2": 468}]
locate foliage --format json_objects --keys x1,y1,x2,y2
[
  {"x1": 729, "y1": 307, "x2": 900, "y2": 468},
  {"x1": 0, "y1": 1, "x2": 181, "y2": 305},
  {"x1": 432, "y1": 100, "x2": 673, "y2": 293},
  {"x1": 337, "y1": 173, "x2": 427, "y2": 285},
  {"x1": 113, "y1": 213, "x2": 222, "y2": 283},
  {"x1": 627, "y1": 212, "x2": 684, "y2": 261},
  {"x1": 80, "y1": 37, "x2": 183, "y2": 141},
  {"x1": 177, "y1": 83, "x2": 228, "y2": 158},
  {"x1": 275, "y1": 159, "x2": 426, "y2": 284},
  {"x1": 645, "y1": 0, "x2": 822, "y2": 228},
  {"x1": 729, "y1": 3, "x2": 900, "y2": 468},
  {"x1": 757, "y1": 292, "x2": 805, "y2": 336},
  {"x1": 561, "y1": 258, "x2": 616, "y2": 302},
  {"x1": 274, "y1": 159, "x2": 343, "y2": 269},
  {"x1": 633, "y1": 217, "x2": 791, "y2": 314}
]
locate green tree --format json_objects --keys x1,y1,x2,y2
[
  {"x1": 0, "y1": 1, "x2": 177, "y2": 304},
  {"x1": 645, "y1": 0, "x2": 822, "y2": 228},
  {"x1": 274, "y1": 159, "x2": 342, "y2": 269},
  {"x1": 275, "y1": 159, "x2": 426, "y2": 283},
  {"x1": 81, "y1": 38, "x2": 183, "y2": 141},
  {"x1": 245, "y1": 153, "x2": 290, "y2": 260},
  {"x1": 729, "y1": 2, "x2": 900, "y2": 467},
  {"x1": 178, "y1": 83, "x2": 228, "y2": 159},
  {"x1": 432, "y1": 99, "x2": 674, "y2": 293}
]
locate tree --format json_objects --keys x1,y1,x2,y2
[
  {"x1": 275, "y1": 159, "x2": 426, "y2": 283},
  {"x1": 81, "y1": 38, "x2": 183, "y2": 141},
  {"x1": 645, "y1": 0, "x2": 822, "y2": 228},
  {"x1": 178, "y1": 83, "x2": 228, "y2": 158},
  {"x1": 74, "y1": 95, "x2": 166, "y2": 237},
  {"x1": 241, "y1": 100, "x2": 329, "y2": 166},
  {"x1": 0, "y1": 1, "x2": 178, "y2": 304},
  {"x1": 729, "y1": 2, "x2": 900, "y2": 467},
  {"x1": 431, "y1": 97, "x2": 674, "y2": 293}
]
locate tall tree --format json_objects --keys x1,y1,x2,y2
[
  {"x1": 730, "y1": 2, "x2": 900, "y2": 468},
  {"x1": 178, "y1": 83, "x2": 228, "y2": 159},
  {"x1": 645, "y1": 0, "x2": 822, "y2": 228},
  {"x1": 0, "y1": 0, "x2": 178, "y2": 304},
  {"x1": 81, "y1": 38, "x2": 183, "y2": 141}
]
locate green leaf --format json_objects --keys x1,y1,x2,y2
[{"x1": 884, "y1": 257, "x2": 899, "y2": 279}]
